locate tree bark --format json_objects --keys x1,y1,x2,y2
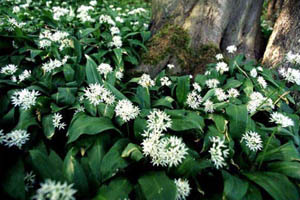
[
  {"x1": 131, "y1": 0, "x2": 264, "y2": 77},
  {"x1": 266, "y1": 0, "x2": 284, "y2": 25},
  {"x1": 263, "y1": 0, "x2": 300, "y2": 67}
]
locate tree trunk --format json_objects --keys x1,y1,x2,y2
[
  {"x1": 131, "y1": 0, "x2": 264, "y2": 77},
  {"x1": 266, "y1": 0, "x2": 284, "y2": 25},
  {"x1": 263, "y1": 0, "x2": 300, "y2": 67}
]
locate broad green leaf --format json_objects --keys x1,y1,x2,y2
[
  {"x1": 67, "y1": 113, "x2": 120, "y2": 143},
  {"x1": 134, "y1": 117, "x2": 147, "y2": 140},
  {"x1": 211, "y1": 114, "x2": 227, "y2": 133},
  {"x1": 171, "y1": 112, "x2": 204, "y2": 133},
  {"x1": 52, "y1": 87, "x2": 77, "y2": 106},
  {"x1": 242, "y1": 79, "x2": 253, "y2": 97},
  {"x1": 152, "y1": 96, "x2": 174, "y2": 109},
  {"x1": 85, "y1": 55, "x2": 102, "y2": 84},
  {"x1": 15, "y1": 109, "x2": 38, "y2": 130},
  {"x1": 104, "y1": 82, "x2": 127, "y2": 100},
  {"x1": 93, "y1": 177, "x2": 132, "y2": 200},
  {"x1": 222, "y1": 171, "x2": 248, "y2": 200},
  {"x1": 113, "y1": 48, "x2": 123, "y2": 66},
  {"x1": 2, "y1": 160, "x2": 25, "y2": 200},
  {"x1": 121, "y1": 143, "x2": 143, "y2": 162},
  {"x1": 63, "y1": 64, "x2": 75, "y2": 82},
  {"x1": 244, "y1": 172, "x2": 299, "y2": 200},
  {"x1": 42, "y1": 114, "x2": 55, "y2": 139},
  {"x1": 138, "y1": 171, "x2": 177, "y2": 200},
  {"x1": 100, "y1": 139, "x2": 129, "y2": 182},
  {"x1": 223, "y1": 79, "x2": 242, "y2": 90},
  {"x1": 136, "y1": 86, "x2": 150, "y2": 109},
  {"x1": 226, "y1": 104, "x2": 249, "y2": 138},
  {"x1": 267, "y1": 161, "x2": 300, "y2": 180},
  {"x1": 176, "y1": 76, "x2": 190, "y2": 107}
]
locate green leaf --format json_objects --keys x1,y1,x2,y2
[
  {"x1": 85, "y1": 55, "x2": 102, "y2": 84},
  {"x1": 121, "y1": 143, "x2": 143, "y2": 162},
  {"x1": 2, "y1": 160, "x2": 25, "y2": 200},
  {"x1": 63, "y1": 149, "x2": 89, "y2": 195},
  {"x1": 42, "y1": 114, "x2": 55, "y2": 139},
  {"x1": 100, "y1": 139, "x2": 129, "y2": 182},
  {"x1": 15, "y1": 109, "x2": 38, "y2": 130},
  {"x1": 67, "y1": 113, "x2": 120, "y2": 143},
  {"x1": 171, "y1": 112, "x2": 204, "y2": 133},
  {"x1": 134, "y1": 117, "x2": 147, "y2": 140},
  {"x1": 222, "y1": 171, "x2": 248, "y2": 200},
  {"x1": 267, "y1": 161, "x2": 300, "y2": 180},
  {"x1": 93, "y1": 177, "x2": 132, "y2": 200},
  {"x1": 152, "y1": 96, "x2": 174, "y2": 109},
  {"x1": 52, "y1": 87, "x2": 77, "y2": 106},
  {"x1": 63, "y1": 64, "x2": 75, "y2": 82},
  {"x1": 104, "y1": 82, "x2": 127, "y2": 100},
  {"x1": 223, "y1": 79, "x2": 243, "y2": 90},
  {"x1": 242, "y1": 79, "x2": 253, "y2": 97},
  {"x1": 138, "y1": 171, "x2": 177, "y2": 200},
  {"x1": 176, "y1": 76, "x2": 190, "y2": 107},
  {"x1": 136, "y1": 86, "x2": 150, "y2": 109},
  {"x1": 211, "y1": 114, "x2": 227, "y2": 133},
  {"x1": 226, "y1": 104, "x2": 249, "y2": 138},
  {"x1": 244, "y1": 172, "x2": 299, "y2": 200},
  {"x1": 113, "y1": 48, "x2": 123, "y2": 66}
]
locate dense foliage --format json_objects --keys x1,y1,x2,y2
[{"x1": 1, "y1": 0, "x2": 300, "y2": 200}]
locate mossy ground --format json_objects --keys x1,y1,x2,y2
[{"x1": 142, "y1": 24, "x2": 220, "y2": 75}]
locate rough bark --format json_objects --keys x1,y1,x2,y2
[
  {"x1": 263, "y1": 0, "x2": 300, "y2": 67},
  {"x1": 266, "y1": 0, "x2": 284, "y2": 24},
  {"x1": 130, "y1": 0, "x2": 264, "y2": 77}
]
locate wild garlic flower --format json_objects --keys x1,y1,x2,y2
[
  {"x1": 205, "y1": 79, "x2": 220, "y2": 89},
  {"x1": 226, "y1": 45, "x2": 237, "y2": 54},
  {"x1": 160, "y1": 76, "x2": 172, "y2": 87},
  {"x1": 186, "y1": 91, "x2": 202, "y2": 109},
  {"x1": 247, "y1": 92, "x2": 273, "y2": 114},
  {"x1": 227, "y1": 88, "x2": 239, "y2": 98},
  {"x1": 24, "y1": 171, "x2": 36, "y2": 191},
  {"x1": 257, "y1": 76, "x2": 267, "y2": 89},
  {"x1": 216, "y1": 62, "x2": 229, "y2": 74},
  {"x1": 250, "y1": 68, "x2": 258, "y2": 78},
  {"x1": 74, "y1": 106, "x2": 85, "y2": 116},
  {"x1": 39, "y1": 30, "x2": 69, "y2": 49},
  {"x1": 167, "y1": 64, "x2": 175, "y2": 69},
  {"x1": 52, "y1": 7, "x2": 69, "y2": 20},
  {"x1": 42, "y1": 56, "x2": 68, "y2": 73},
  {"x1": 84, "y1": 83, "x2": 115, "y2": 106},
  {"x1": 97, "y1": 63, "x2": 113, "y2": 78},
  {"x1": 90, "y1": 0, "x2": 97, "y2": 6},
  {"x1": 116, "y1": 70, "x2": 124, "y2": 80},
  {"x1": 193, "y1": 83, "x2": 202, "y2": 92},
  {"x1": 215, "y1": 53, "x2": 224, "y2": 60},
  {"x1": 241, "y1": 131, "x2": 263, "y2": 152},
  {"x1": 138, "y1": 74, "x2": 155, "y2": 88},
  {"x1": 257, "y1": 66, "x2": 263, "y2": 71},
  {"x1": 18, "y1": 70, "x2": 31, "y2": 82},
  {"x1": 146, "y1": 110, "x2": 172, "y2": 134},
  {"x1": 33, "y1": 179, "x2": 76, "y2": 200},
  {"x1": 209, "y1": 136, "x2": 229, "y2": 169},
  {"x1": 52, "y1": 113, "x2": 66, "y2": 130},
  {"x1": 77, "y1": 5, "x2": 94, "y2": 23},
  {"x1": 1, "y1": 64, "x2": 18, "y2": 75},
  {"x1": 115, "y1": 99, "x2": 140, "y2": 122},
  {"x1": 115, "y1": 16, "x2": 124, "y2": 23},
  {"x1": 203, "y1": 99, "x2": 214, "y2": 113},
  {"x1": 286, "y1": 51, "x2": 300, "y2": 65},
  {"x1": 11, "y1": 89, "x2": 40, "y2": 110},
  {"x1": 215, "y1": 88, "x2": 227, "y2": 101},
  {"x1": 128, "y1": 8, "x2": 147, "y2": 15},
  {"x1": 110, "y1": 26, "x2": 120, "y2": 35},
  {"x1": 142, "y1": 135, "x2": 188, "y2": 167},
  {"x1": 99, "y1": 14, "x2": 115, "y2": 26},
  {"x1": 1, "y1": 129, "x2": 30, "y2": 149},
  {"x1": 279, "y1": 67, "x2": 300, "y2": 85},
  {"x1": 174, "y1": 179, "x2": 191, "y2": 200},
  {"x1": 109, "y1": 35, "x2": 122, "y2": 48},
  {"x1": 270, "y1": 112, "x2": 294, "y2": 127}
]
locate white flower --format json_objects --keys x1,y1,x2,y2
[
  {"x1": 227, "y1": 88, "x2": 239, "y2": 98},
  {"x1": 128, "y1": 8, "x2": 147, "y2": 15},
  {"x1": 24, "y1": 171, "x2": 36, "y2": 191},
  {"x1": 18, "y1": 70, "x2": 31, "y2": 82},
  {"x1": 205, "y1": 79, "x2": 220, "y2": 89},
  {"x1": 270, "y1": 112, "x2": 294, "y2": 127},
  {"x1": 11, "y1": 89, "x2": 40, "y2": 110},
  {"x1": 110, "y1": 26, "x2": 120, "y2": 35},
  {"x1": 33, "y1": 179, "x2": 76, "y2": 200},
  {"x1": 216, "y1": 62, "x2": 229, "y2": 74},
  {"x1": 53, "y1": 113, "x2": 66, "y2": 130},
  {"x1": 109, "y1": 35, "x2": 122, "y2": 48},
  {"x1": 215, "y1": 53, "x2": 224, "y2": 60},
  {"x1": 167, "y1": 64, "x2": 175, "y2": 69},
  {"x1": 1, "y1": 64, "x2": 18, "y2": 75},
  {"x1": 1, "y1": 129, "x2": 30, "y2": 149},
  {"x1": 209, "y1": 136, "x2": 229, "y2": 169},
  {"x1": 13, "y1": 6, "x2": 20, "y2": 13},
  {"x1": 84, "y1": 83, "x2": 115, "y2": 106},
  {"x1": 116, "y1": 71, "x2": 124, "y2": 80},
  {"x1": 279, "y1": 67, "x2": 300, "y2": 85},
  {"x1": 247, "y1": 92, "x2": 274, "y2": 114},
  {"x1": 39, "y1": 30, "x2": 69, "y2": 49},
  {"x1": 250, "y1": 68, "x2": 258, "y2": 78},
  {"x1": 74, "y1": 106, "x2": 85, "y2": 115},
  {"x1": 286, "y1": 51, "x2": 300, "y2": 65},
  {"x1": 77, "y1": 5, "x2": 94, "y2": 23},
  {"x1": 42, "y1": 56, "x2": 68, "y2": 73},
  {"x1": 97, "y1": 63, "x2": 113, "y2": 78},
  {"x1": 115, "y1": 99, "x2": 140, "y2": 122},
  {"x1": 146, "y1": 110, "x2": 172, "y2": 134},
  {"x1": 52, "y1": 7, "x2": 69, "y2": 20},
  {"x1": 257, "y1": 76, "x2": 267, "y2": 89},
  {"x1": 257, "y1": 66, "x2": 263, "y2": 71},
  {"x1": 115, "y1": 16, "x2": 124, "y2": 23},
  {"x1": 215, "y1": 88, "x2": 227, "y2": 101},
  {"x1": 138, "y1": 74, "x2": 155, "y2": 88},
  {"x1": 99, "y1": 14, "x2": 115, "y2": 26},
  {"x1": 186, "y1": 91, "x2": 202, "y2": 109},
  {"x1": 89, "y1": 0, "x2": 97, "y2": 6},
  {"x1": 193, "y1": 83, "x2": 202, "y2": 92},
  {"x1": 174, "y1": 179, "x2": 191, "y2": 200},
  {"x1": 241, "y1": 131, "x2": 263, "y2": 152},
  {"x1": 160, "y1": 76, "x2": 172, "y2": 87},
  {"x1": 203, "y1": 99, "x2": 214, "y2": 113},
  {"x1": 226, "y1": 45, "x2": 237, "y2": 54}
]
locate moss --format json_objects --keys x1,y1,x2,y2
[{"x1": 142, "y1": 24, "x2": 220, "y2": 75}]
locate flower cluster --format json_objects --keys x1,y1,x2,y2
[
  {"x1": 52, "y1": 113, "x2": 67, "y2": 130},
  {"x1": 241, "y1": 131, "x2": 263, "y2": 152},
  {"x1": 11, "y1": 89, "x2": 40, "y2": 110},
  {"x1": 84, "y1": 83, "x2": 115, "y2": 106},
  {"x1": 186, "y1": 91, "x2": 202, "y2": 109},
  {"x1": 1, "y1": 64, "x2": 18, "y2": 75},
  {"x1": 42, "y1": 56, "x2": 68, "y2": 73},
  {"x1": 33, "y1": 179, "x2": 76, "y2": 200},
  {"x1": 97, "y1": 63, "x2": 113, "y2": 78},
  {"x1": 205, "y1": 79, "x2": 220, "y2": 89},
  {"x1": 174, "y1": 178, "x2": 191, "y2": 200},
  {"x1": 138, "y1": 74, "x2": 155, "y2": 88},
  {"x1": 209, "y1": 136, "x2": 229, "y2": 169},
  {"x1": 247, "y1": 92, "x2": 274, "y2": 114},
  {"x1": 279, "y1": 67, "x2": 300, "y2": 85},
  {"x1": 115, "y1": 99, "x2": 140, "y2": 122},
  {"x1": 160, "y1": 76, "x2": 172, "y2": 87},
  {"x1": 77, "y1": 5, "x2": 94, "y2": 23},
  {"x1": 39, "y1": 30, "x2": 70, "y2": 50},
  {"x1": 0, "y1": 129, "x2": 30, "y2": 149},
  {"x1": 216, "y1": 62, "x2": 229, "y2": 74},
  {"x1": 24, "y1": 171, "x2": 36, "y2": 191},
  {"x1": 270, "y1": 112, "x2": 294, "y2": 127},
  {"x1": 146, "y1": 110, "x2": 172, "y2": 133}
]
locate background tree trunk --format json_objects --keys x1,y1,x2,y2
[
  {"x1": 131, "y1": 0, "x2": 264, "y2": 77},
  {"x1": 266, "y1": 0, "x2": 284, "y2": 24},
  {"x1": 263, "y1": 0, "x2": 300, "y2": 67}
]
